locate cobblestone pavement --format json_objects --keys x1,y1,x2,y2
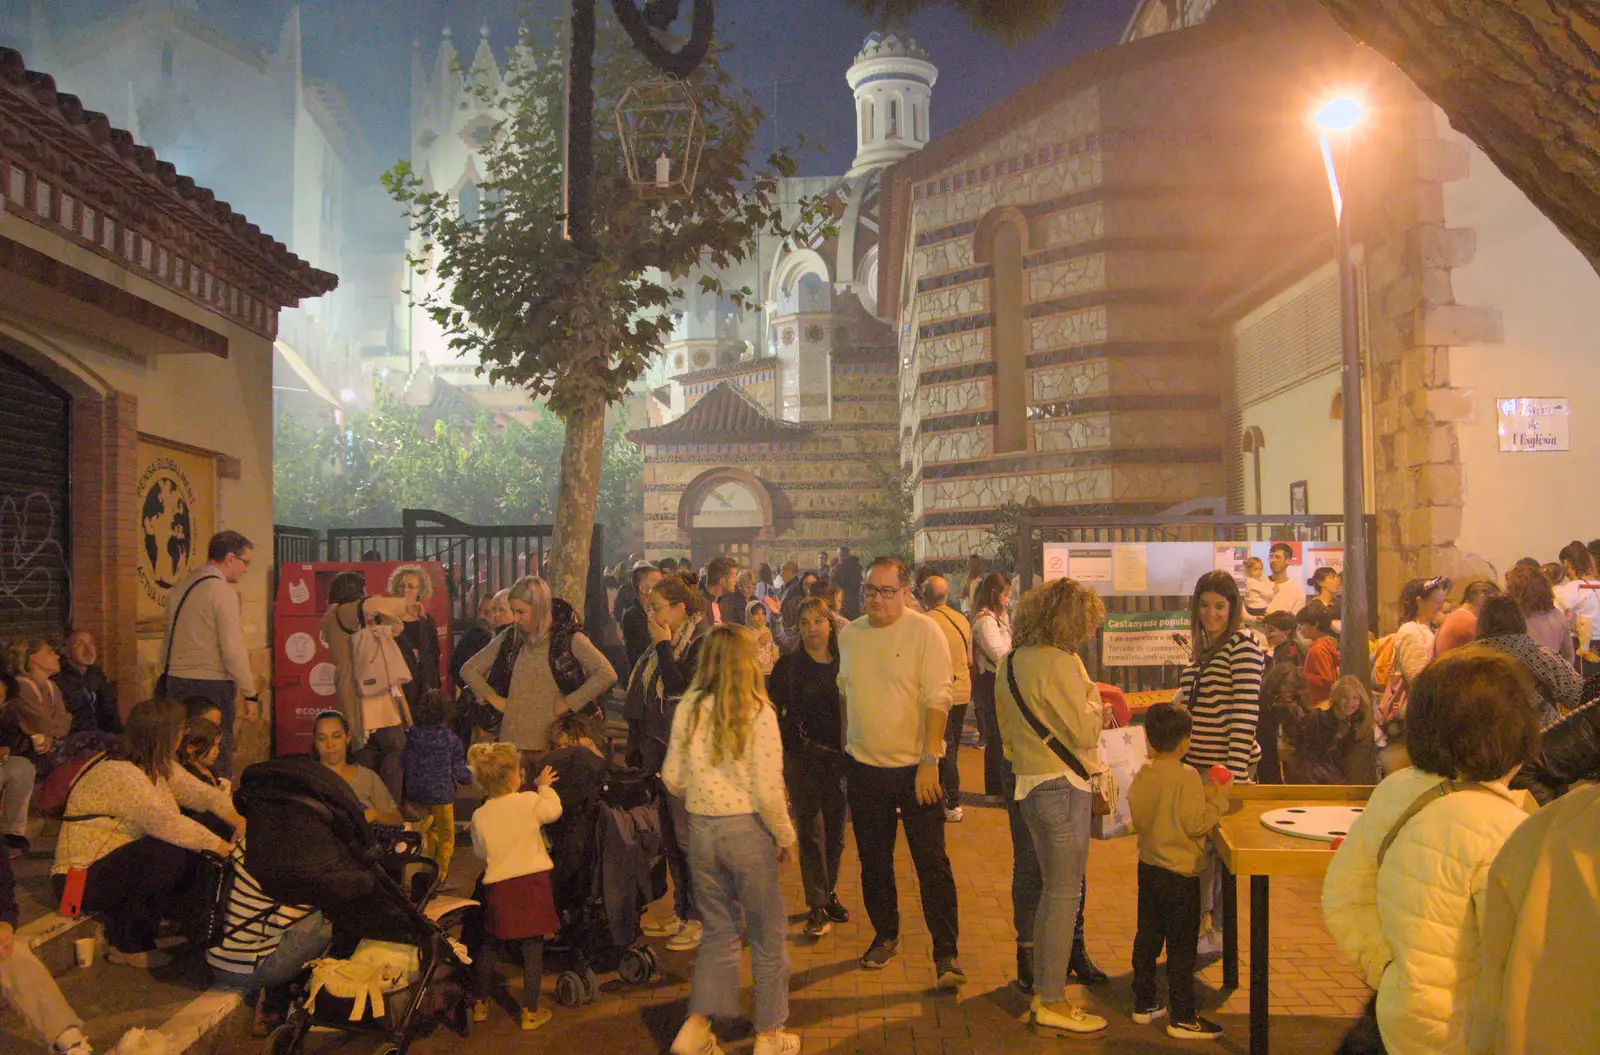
[{"x1": 266, "y1": 752, "x2": 1362, "y2": 1055}]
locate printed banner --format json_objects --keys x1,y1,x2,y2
[
  {"x1": 1101, "y1": 610, "x2": 1191, "y2": 667},
  {"x1": 135, "y1": 439, "x2": 216, "y2": 623}
]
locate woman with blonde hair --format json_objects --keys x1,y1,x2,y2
[
  {"x1": 664, "y1": 625, "x2": 799, "y2": 1055},
  {"x1": 461, "y1": 575, "x2": 616, "y2": 756},
  {"x1": 994, "y1": 578, "x2": 1111, "y2": 1035},
  {"x1": 387, "y1": 564, "x2": 441, "y2": 713},
  {"x1": 1286, "y1": 675, "x2": 1377, "y2": 784}
]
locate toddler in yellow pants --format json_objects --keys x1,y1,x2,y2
[{"x1": 402, "y1": 690, "x2": 474, "y2": 890}]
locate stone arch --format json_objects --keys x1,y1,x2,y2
[
  {"x1": 972, "y1": 206, "x2": 1032, "y2": 263},
  {"x1": 770, "y1": 247, "x2": 831, "y2": 312},
  {"x1": 974, "y1": 207, "x2": 1031, "y2": 453},
  {"x1": 677, "y1": 467, "x2": 774, "y2": 535}
]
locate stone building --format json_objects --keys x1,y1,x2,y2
[
  {"x1": 877, "y1": 0, "x2": 1600, "y2": 623},
  {"x1": 0, "y1": 48, "x2": 335, "y2": 742},
  {"x1": 631, "y1": 33, "x2": 928, "y2": 569}
]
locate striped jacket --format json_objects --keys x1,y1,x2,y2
[
  {"x1": 206, "y1": 841, "x2": 316, "y2": 976},
  {"x1": 1174, "y1": 630, "x2": 1266, "y2": 780}
]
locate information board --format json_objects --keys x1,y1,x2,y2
[{"x1": 1101, "y1": 610, "x2": 1191, "y2": 667}]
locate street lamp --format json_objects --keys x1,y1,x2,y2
[{"x1": 1314, "y1": 95, "x2": 1371, "y2": 686}]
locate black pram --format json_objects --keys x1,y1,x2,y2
[
  {"x1": 236, "y1": 757, "x2": 474, "y2": 1055},
  {"x1": 534, "y1": 746, "x2": 666, "y2": 1005}
]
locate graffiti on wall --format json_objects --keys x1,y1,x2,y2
[{"x1": 0, "y1": 491, "x2": 69, "y2": 614}]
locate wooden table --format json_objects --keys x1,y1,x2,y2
[{"x1": 1210, "y1": 785, "x2": 1373, "y2": 1055}]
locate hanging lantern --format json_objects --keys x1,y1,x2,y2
[{"x1": 615, "y1": 77, "x2": 703, "y2": 200}]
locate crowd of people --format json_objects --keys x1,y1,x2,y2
[{"x1": 3, "y1": 531, "x2": 1600, "y2": 1054}]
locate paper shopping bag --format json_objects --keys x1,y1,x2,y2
[{"x1": 1091, "y1": 724, "x2": 1148, "y2": 840}]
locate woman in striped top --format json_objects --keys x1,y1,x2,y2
[{"x1": 1173, "y1": 572, "x2": 1266, "y2": 783}]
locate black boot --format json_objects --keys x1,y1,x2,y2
[
  {"x1": 1015, "y1": 943, "x2": 1033, "y2": 995},
  {"x1": 1069, "y1": 876, "x2": 1110, "y2": 985}
]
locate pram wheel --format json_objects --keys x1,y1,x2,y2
[
  {"x1": 370, "y1": 1044, "x2": 400, "y2": 1055},
  {"x1": 262, "y1": 1024, "x2": 302, "y2": 1055},
  {"x1": 556, "y1": 970, "x2": 586, "y2": 1008},
  {"x1": 580, "y1": 966, "x2": 599, "y2": 1003},
  {"x1": 618, "y1": 947, "x2": 654, "y2": 985}
]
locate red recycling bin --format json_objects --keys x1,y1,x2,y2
[{"x1": 272, "y1": 561, "x2": 452, "y2": 757}]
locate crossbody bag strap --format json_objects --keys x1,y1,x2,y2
[
  {"x1": 930, "y1": 607, "x2": 970, "y2": 653},
  {"x1": 162, "y1": 572, "x2": 216, "y2": 678},
  {"x1": 1375, "y1": 779, "x2": 1496, "y2": 868},
  {"x1": 1003, "y1": 651, "x2": 1092, "y2": 784}
]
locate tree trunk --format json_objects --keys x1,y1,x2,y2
[
  {"x1": 547, "y1": 386, "x2": 607, "y2": 606},
  {"x1": 1315, "y1": 0, "x2": 1600, "y2": 275}
]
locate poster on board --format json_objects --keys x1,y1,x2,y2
[
  {"x1": 1113, "y1": 545, "x2": 1149, "y2": 592},
  {"x1": 1042, "y1": 543, "x2": 1070, "y2": 583},
  {"x1": 1101, "y1": 610, "x2": 1191, "y2": 667},
  {"x1": 1067, "y1": 546, "x2": 1113, "y2": 585}
]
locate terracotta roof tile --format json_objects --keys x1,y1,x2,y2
[{"x1": 628, "y1": 381, "x2": 805, "y2": 443}]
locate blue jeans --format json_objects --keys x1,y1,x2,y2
[
  {"x1": 166, "y1": 677, "x2": 237, "y2": 777},
  {"x1": 664, "y1": 793, "x2": 698, "y2": 922},
  {"x1": 212, "y1": 911, "x2": 332, "y2": 993},
  {"x1": 1019, "y1": 777, "x2": 1092, "y2": 1002},
  {"x1": 686, "y1": 814, "x2": 789, "y2": 1032}
]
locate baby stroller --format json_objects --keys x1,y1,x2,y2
[
  {"x1": 235, "y1": 757, "x2": 475, "y2": 1055},
  {"x1": 538, "y1": 745, "x2": 666, "y2": 1006}
]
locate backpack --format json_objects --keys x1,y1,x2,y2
[
  {"x1": 346, "y1": 607, "x2": 412, "y2": 699},
  {"x1": 39, "y1": 751, "x2": 107, "y2": 819},
  {"x1": 1370, "y1": 632, "x2": 1398, "y2": 686}
]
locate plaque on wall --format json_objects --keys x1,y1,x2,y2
[
  {"x1": 1496, "y1": 397, "x2": 1569, "y2": 452},
  {"x1": 1289, "y1": 480, "x2": 1308, "y2": 516}
]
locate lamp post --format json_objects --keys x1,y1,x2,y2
[{"x1": 1315, "y1": 96, "x2": 1371, "y2": 685}]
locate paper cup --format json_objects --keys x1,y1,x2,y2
[{"x1": 74, "y1": 937, "x2": 95, "y2": 968}]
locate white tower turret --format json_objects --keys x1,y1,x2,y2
[{"x1": 846, "y1": 31, "x2": 937, "y2": 176}]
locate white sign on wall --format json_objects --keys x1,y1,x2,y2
[{"x1": 1497, "y1": 397, "x2": 1569, "y2": 452}]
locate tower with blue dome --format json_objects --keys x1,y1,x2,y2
[{"x1": 846, "y1": 31, "x2": 938, "y2": 176}]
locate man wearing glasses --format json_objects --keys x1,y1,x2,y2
[
  {"x1": 837, "y1": 556, "x2": 962, "y2": 988},
  {"x1": 160, "y1": 530, "x2": 260, "y2": 776}
]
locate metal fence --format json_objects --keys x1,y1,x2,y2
[
  {"x1": 274, "y1": 510, "x2": 606, "y2": 639},
  {"x1": 1016, "y1": 512, "x2": 1376, "y2": 693}
]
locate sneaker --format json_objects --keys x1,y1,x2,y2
[
  {"x1": 669, "y1": 1016, "x2": 725, "y2": 1055},
  {"x1": 1167, "y1": 1017, "x2": 1225, "y2": 1041},
  {"x1": 824, "y1": 892, "x2": 850, "y2": 924},
  {"x1": 752, "y1": 1029, "x2": 802, "y2": 1055},
  {"x1": 469, "y1": 1000, "x2": 490, "y2": 1023},
  {"x1": 859, "y1": 937, "x2": 899, "y2": 970},
  {"x1": 944, "y1": 805, "x2": 964, "y2": 823},
  {"x1": 1196, "y1": 928, "x2": 1224, "y2": 959},
  {"x1": 1132, "y1": 1004, "x2": 1169, "y2": 1025},
  {"x1": 1030, "y1": 996, "x2": 1109, "y2": 1036},
  {"x1": 519, "y1": 1007, "x2": 553, "y2": 1031},
  {"x1": 5, "y1": 834, "x2": 28, "y2": 852},
  {"x1": 642, "y1": 914, "x2": 686, "y2": 938},
  {"x1": 665, "y1": 918, "x2": 703, "y2": 951},
  {"x1": 803, "y1": 907, "x2": 833, "y2": 939},
  {"x1": 52, "y1": 1028, "x2": 92, "y2": 1055},
  {"x1": 106, "y1": 947, "x2": 173, "y2": 970},
  {"x1": 935, "y1": 956, "x2": 966, "y2": 990}
]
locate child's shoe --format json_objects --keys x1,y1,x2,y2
[
  {"x1": 1167, "y1": 1016, "x2": 1225, "y2": 1041},
  {"x1": 519, "y1": 1007, "x2": 552, "y2": 1031},
  {"x1": 468, "y1": 1000, "x2": 490, "y2": 1023}
]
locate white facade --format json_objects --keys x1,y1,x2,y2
[{"x1": 846, "y1": 32, "x2": 937, "y2": 177}]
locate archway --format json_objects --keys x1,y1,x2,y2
[{"x1": 678, "y1": 468, "x2": 773, "y2": 570}]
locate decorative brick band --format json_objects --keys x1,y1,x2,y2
[
  {"x1": 1024, "y1": 393, "x2": 1220, "y2": 421},
  {"x1": 917, "y1": 312, "x2": 994, "y2": 341},
  {"x1": 1025, "y1": 287, "x2": 1193, "y2": 319},
  {"x1": 920, "y1": 360, "x2": 998, "y2": 387},
  {"x1": 916, "y1": 264, "x2": 993, "y2": 294},
  {"x1": 922, "y1": 410, "x2": 998, "y2": 434},
  {"x1": 918, "y1": 499, "x2": 1178, "y2": 529},
  {"x1": 1022, "y1": 233, "x2": 1307, "y2": 271},
  {"x1": 1024, "y1": 341, "x2": 1217, "y2": 370},
  {"x1": 918, "y1": 445, "x2": 1222, "y2": 482}
]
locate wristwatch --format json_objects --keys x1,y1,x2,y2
[{"x1": 919, "y1": 753, "x2": 939, "y2": 767}]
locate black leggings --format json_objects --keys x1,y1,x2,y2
[{"x1": 473, "y1": 936, "x2": 545, "y2": 1011}]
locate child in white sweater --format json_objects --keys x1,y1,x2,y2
[{"x1": 467, "y1": 742, "x2": 562, "y2": 1031}]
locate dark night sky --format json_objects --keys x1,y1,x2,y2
[{"x1": 33, "y1": 0, "x2": 1138, "y2": 177}]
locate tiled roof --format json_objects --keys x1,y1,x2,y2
[
  {"x1": 628, "y1": 381, "x2": 806, "y2": 443},
  {"x1": 0, "y1": 46, "x2": 338, "y2": 303}
]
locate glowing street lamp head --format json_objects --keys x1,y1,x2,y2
[{"x1": 1315, "y1": 97, "x2": 1365, "y2": 133}]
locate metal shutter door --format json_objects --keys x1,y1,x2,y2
[{"x1": 0, "y1": 350, "x2": 71, "y2": 637}]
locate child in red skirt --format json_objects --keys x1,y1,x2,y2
[{"x1": 466, "y1": 741, "x2": 562, "y2": 1030}]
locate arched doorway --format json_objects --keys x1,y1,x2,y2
[
  {"x1": 679, "y1": 470, "x2": 772, "y2": 570},
  {"x1": 0, "y1": 348, "x2": 72, "y2": 637}
]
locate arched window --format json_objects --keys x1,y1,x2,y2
[
  {"x1": 990, "y1": 220, "x2": 1026, "y2": 453},
  {"x1": 887, "y1": 97, "x2": 900, "y2": 138},
  {"x1": 860, "y1": 99, "x2": 875, "y2": 144},
  {"x1": 797, "y1": 272, "x2": 829, "y2": 314},
  {"x1": 912, "y1": 102, "x2": 922, "y2": 141},
  {"x1": 458, "y1": 180, "x2": 481, "y2": 223}
]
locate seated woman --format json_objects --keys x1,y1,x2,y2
[
  {"x1": 310, "y1": 710, "x2": 404, "y2": 826},
  {"x1": 52, "y1": 698, "x2": 243, "y2": 969},
  {"x1": 1285, "y1": 675, "x2": 1377, "y2": 784},
  {"x1": 1322, "y1": 648, "x2": 1539, "y2": 1055},
  {"x1": 1473, "y1": 595, "x2": 1583, "y2": 724}
]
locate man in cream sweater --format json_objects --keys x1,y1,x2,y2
[{"x1": 838, "y1": 557, "x2": 960, "y2": 987}]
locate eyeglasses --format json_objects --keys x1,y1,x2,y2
[{"x1": 863, "y1": 585, "x2": 904, "y2": 600}]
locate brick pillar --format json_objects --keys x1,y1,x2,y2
[{"x1": 70, "y1": 391, "x2": 140, "y2": 720}]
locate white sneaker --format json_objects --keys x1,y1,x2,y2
[
  {"x1": 753, "y1": 1029, "x2": 801, "y2": 1055},
  {"x1": 944, "y1": 805, "x2": 964, "y2": 823},
  {"x1": 669, "y1": 1016, "x2": 724, "y2": 1055},
  {"x1": 53, "y1": 1028, "x2": 93, "y2": 1055},
  {"x1": 665, "y1": 918, "x2": 704, "y2": 951},
  {"x1": 1196, "y1": 928, "x2": 1223, "y2": 958},
  {"x1": 642, "y1": 915, "x2": 686, "y2": 938}
]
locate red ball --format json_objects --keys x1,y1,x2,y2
[{"x1": 1207, "y1": 764, "x2": 1234, "y2": 786}]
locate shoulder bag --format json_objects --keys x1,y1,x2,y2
[
  {"x1": 155, "y1": 572, "x2": 215, "y2": 697},
  {"x1": 1003, "y1": 651, "x2": 1114, "y2": 816}
]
